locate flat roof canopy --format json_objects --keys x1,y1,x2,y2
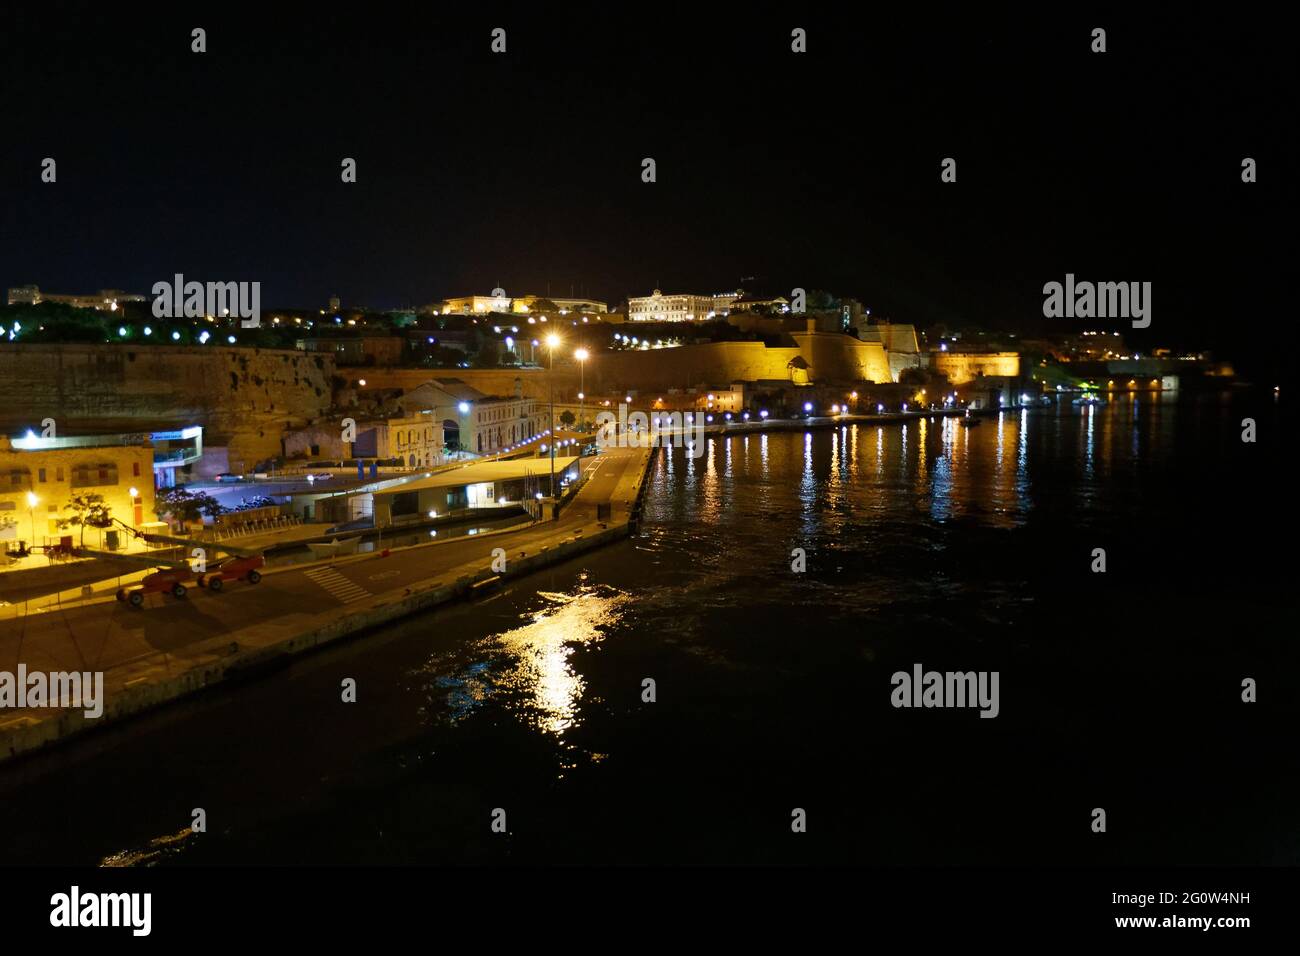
[{"x1": 371, "y1": 455, "x2": 581, "y2": 497}]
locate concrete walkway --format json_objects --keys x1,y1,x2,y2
[{"x1": 0, "y1": 446, "x2": 652, "y2": 761}]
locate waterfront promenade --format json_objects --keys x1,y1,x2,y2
[{"x1": 0, "y1": 445, "x2": 652, "y2": 762}]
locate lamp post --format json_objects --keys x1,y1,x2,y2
[
  {"x1": 128, "y1": 486, "x2": 139, "y2": 549},
  {"x1": 574, "y1": 347, "x2": 589, "y2": 430},
  {"x1": 25, "y1": 491, "x2": 37, "y2": 549},
  {"x1": 546, "y1": 334, "x2": 560, "y2": 510}
]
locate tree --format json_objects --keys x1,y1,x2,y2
[
  {"x1": 58, "y1": 493, "x2": 113, "y2": 546},
  {"x1": 559, "y1": 409, "x2": 576, "y2": 427},
  {"x1": 472, "y1": 340, "x2": 501, "y2": 368},
  {"x1": 530, "y1": 298, "x2": 558, "y2": 315},
  {"x1": 155, "y1": 487, "x2": 224, "y2": 533},
  {"x1": 807, "y1": 289, "x2": 839, "y2": 312}
]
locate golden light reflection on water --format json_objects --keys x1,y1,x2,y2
[
  {"x1": 101, "y1": 827, "x2": 194, "y2": 867},
  {"x1": 436, "y1": 586, "x2": 629, "y2": 738}
]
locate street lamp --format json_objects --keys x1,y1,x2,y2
[
  {"x1": 546, "y1": 333, "x2": 561, "y2": 510},
  {"x1": 25, "y1": 491, "x2": 38, "y2": 547},
  {"x1": 574, "y1": 347, "x2": 589, "y2": 430}
]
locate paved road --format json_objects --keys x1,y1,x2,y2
[{"x1": 0, "y1": 446, "x2": 647, "y2": 714}]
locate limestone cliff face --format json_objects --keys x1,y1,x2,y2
[{"x1": 0, "y1": 345, "x2": 335, "y2": 470}]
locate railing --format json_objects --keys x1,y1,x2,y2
[{"x1": 199, "y1": 514, "x2": 305, "y2": 542}]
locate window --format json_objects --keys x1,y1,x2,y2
[
  {"x1": 56, "y1": 467, "x2": 63, "y2": 482},
  {"x1": 133, "y1": 461, "x2": 141, "y2": 477},
  {"x1": 38, "y1": 468, "x2": 46, "y2": 482}
]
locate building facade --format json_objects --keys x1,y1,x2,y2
[
  {"x1": 6, "y1": 286, "x2": 146, "y2": 311},
  {"x1": 510, "y1": 295, "x2": 608, "y2": 315},
  {"x1": 440, "y1": 294, "x2": 609, "y2": 316},
  {"x1": 400, "y1": 378, "x2": 543, "y2": 457},
  {"x1": 284, "y1": 416, "x2": 444, "y2": 469},
  {"x1": 628, "y1": 289, "x2": 716, "y2": 322},
  {"x1": 0, "y1": 434, "x2": 158, "y2": 555},
  {"x1": 365, "y1": 414, "x2": 444, "y2": 469}
]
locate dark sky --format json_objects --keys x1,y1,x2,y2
[{"x1": 1, "y1": 4, "x2": 1293, "y2": 367}]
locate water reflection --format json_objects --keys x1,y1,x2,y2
[
  {"x1": 101, "y1": 828, "x2": 194, "y2": 867},
  {"x1": 423, "y1": 584, "x2": 628, "y2": 738}
]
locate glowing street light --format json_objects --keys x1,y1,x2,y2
[
  {"x1": 574, "y1": 347, "x2": 589, "y2": 429},
  {"x1": 25, "y1": 491, "x2": 38, "y2": 545},
  {"x1": 545, "y1": 334, "x2": 562, "y2": 507}
]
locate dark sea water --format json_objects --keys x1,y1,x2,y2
[{"x1": 1, "y1": 392, "x2": 1295, "y2": 866}]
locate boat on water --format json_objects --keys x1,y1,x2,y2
[
  {"x1": 306, "y1": 537, "x2": 361, "y2": 559},
  {"x1": 1071, "y1": 394, "x2": 1105, "y2": 406}
]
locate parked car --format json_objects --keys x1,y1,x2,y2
[{"x1": 215, "y1": 473, "x2": 245, "y2": 483}]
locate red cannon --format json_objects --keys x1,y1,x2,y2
[
  {"x1": 116, "y1": 567, "x2": 198, "y2": 607},
  {"x1": 196, "y1": 555, "x2": 265, "y2": 592}
]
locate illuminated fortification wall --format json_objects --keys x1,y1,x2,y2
[
  {"x1": 359, "y1": 336, "x2": 896, "y2": 399},
  {"x1": 930, "y1": 352, "x2": 1021, "y2": 384},
  {"x1": 587, "y1": 335, "x2": 891, "y2": 391}
]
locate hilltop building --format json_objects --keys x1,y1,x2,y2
[{"x1": 6, "y1": 285, "x2": 147, "y2": 311}]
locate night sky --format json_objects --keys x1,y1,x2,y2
[{"x1": 1, "y1": 5, "x2": 1292, "y2": 373}]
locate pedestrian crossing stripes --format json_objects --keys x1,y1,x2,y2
[{"x1": 303, "y1": 566, "x2": 371, "y2": 604}]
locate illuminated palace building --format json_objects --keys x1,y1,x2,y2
[
  {"x1": 627, "y1": 290, "x2": 716, "y2": 323},
  {"x1": 6, "y1": 284, "x2": 147, "y2": 311},
  {"x1": 440, "y1": 294, "x2": 609, "y2": 316},
  {"x1": 626, "y1": 288, "x2": 791, "y2": 322}
]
